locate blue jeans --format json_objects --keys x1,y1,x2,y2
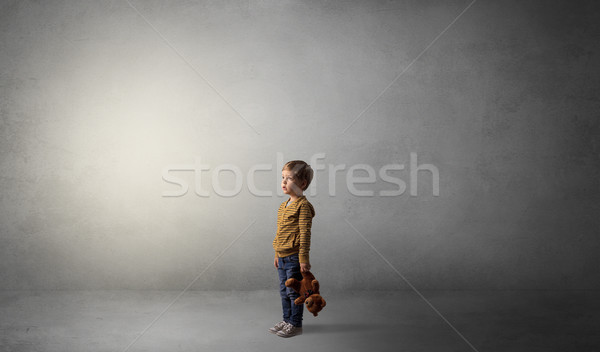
[{"x1": 277, "y1": 253, "x2": 303, "y2": 327}]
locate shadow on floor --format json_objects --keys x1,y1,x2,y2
[{"x1": 304, "y1": 323, "x2": 381, "y2": 334}]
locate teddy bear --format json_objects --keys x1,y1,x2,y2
[{"x1": 285, "y1": 271, "x2": 326, "y2": 316}]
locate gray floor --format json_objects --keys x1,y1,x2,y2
[{"x1": 1, "y1": 290, "x2": 598, "y2": 352}]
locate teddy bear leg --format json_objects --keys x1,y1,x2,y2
[
  {"x1": 285, "y1": 278, "x2": 301, "y2": 293},
  {"x1": 312, "y1": 279, "x2": 320, "y2": 292}
]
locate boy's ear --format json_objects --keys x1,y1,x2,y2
[{"x1": 301, "y1": 180, "x2": 308, "y2": 190}]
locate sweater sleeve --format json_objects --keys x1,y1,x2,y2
[
  {"x1": 298, "y1": 203, "x2": 313, "y2": 264},
  {"x1": 273, "y1": 204, "x2": 281, "y2": 256}
]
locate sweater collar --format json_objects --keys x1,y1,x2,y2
[{"x1": 285, "y1": 195, "x2": 305, "y2": 207}]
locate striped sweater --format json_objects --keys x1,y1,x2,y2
[{"x1": 272, "y1": 195, "x2": 315, "y2": 263}]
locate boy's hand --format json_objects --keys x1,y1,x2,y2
[
  {"x1": 274, "y1": 256, "x2": 279, "y2": 269},
  {"x1": 300, "y1": 263, "x2": 311, "y2": 273}
]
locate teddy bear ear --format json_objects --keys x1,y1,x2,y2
[{"x1": 322, "y1": 300, "x2": 326, "y2": 307}]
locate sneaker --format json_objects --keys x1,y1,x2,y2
[
  {"x1": 276, "y1": 323, "x2": 302, "y2": 338},
  {"x1": 268, "y1": 321, "x2": 289, "y2": 334}
]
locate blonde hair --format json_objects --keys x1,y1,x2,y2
[{"x1": 282, "y1": 160, "x2": 314, "y2": 191}]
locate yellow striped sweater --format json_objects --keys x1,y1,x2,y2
[{"x1": 272, "y1": 195, "x2": 315, "y2": 263}]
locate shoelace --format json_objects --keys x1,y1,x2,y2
[{"x1": 281, "y1": 324, "x2": 294, "y2": 333}]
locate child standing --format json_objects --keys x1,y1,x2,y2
[{"x1": 269, "y1": 160, "x2": 315, "y2": 338}]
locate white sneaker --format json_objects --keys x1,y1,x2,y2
[
  {"x1": 268, "y1": 321, "x2": 289, "y2": 334},
  {"x1": 276, "y1": 323, "x2": 302, "y2": 338}
]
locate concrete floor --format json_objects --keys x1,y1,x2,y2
[{"x1": 0, "y1": 290, "x2": 598, "y2": 352}]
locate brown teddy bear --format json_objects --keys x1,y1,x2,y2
[{"x1": 285, "y1": 271, "x2": 326, "y2": 316}]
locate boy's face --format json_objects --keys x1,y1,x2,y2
[{"x1": 281, "y1": 170, "x2": 306, "y2": 196}]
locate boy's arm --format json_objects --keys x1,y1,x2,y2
[
  {"x1": 273, "y1": 204, "x2": 281, "y2": 267},
  {"x1": 298, "y1": 204, "x2": 313, "y2": 265}
]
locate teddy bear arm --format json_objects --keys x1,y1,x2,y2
[{"x1": 294, "y1": 296, "x2": 306, "y2": 305}]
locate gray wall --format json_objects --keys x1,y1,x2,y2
[{"x1": 1, "y1": 0, "x2": 598, "y2": 291}]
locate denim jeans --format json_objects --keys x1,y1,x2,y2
[{"x1": 277, "y1": 253, "x2": 303, "y2": 327}]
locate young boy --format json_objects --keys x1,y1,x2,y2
[{"x1": 269, "y1": 160, "x2": 315, "y2": 338}]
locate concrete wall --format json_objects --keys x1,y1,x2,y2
[{"x1": 1, "y1": 0, "x2": 598, "y2": 290}]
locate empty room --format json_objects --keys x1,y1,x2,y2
[{"x1": 1, "y1": 1, "x2": 599, "y2": 351}]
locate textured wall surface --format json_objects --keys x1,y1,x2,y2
[{"x1": 1, "y1": 0, "x2": 598, "y2": 290}]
